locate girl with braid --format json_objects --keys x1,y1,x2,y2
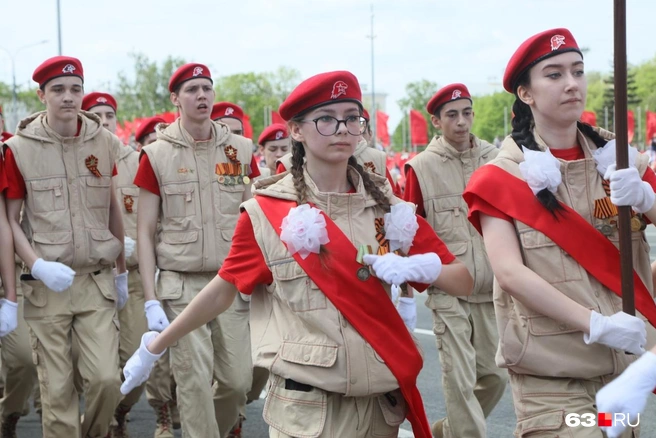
[
  {"x1": 119, "y1": 70, "x2": 472, "y2": 438},
  {"x1": 463, "y1": 28, "x2": 656, "y2": 437}
]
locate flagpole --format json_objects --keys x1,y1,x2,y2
[
  {"x1": 368, "y1": 3, "x2": 376, "y2": 148},
  {"x1": 613, "y1": 0, "x2": 634, "y2": 315}
]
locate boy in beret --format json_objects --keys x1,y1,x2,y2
[
  {"x1": 404, "y1": 84, "x2": 506, "y2": 438},
  {"x1": 3, "y1": 55, "x2": 127, "y2": 438},
  {"x1": 257, "y1": 123, "x2": 290, "y2": 178},
  {"x1": 211, "y1": 102, "x2": 245, "y2": 136},
  {"x1": 133, "y1": 63, "x2": 259, "y2": 438}
]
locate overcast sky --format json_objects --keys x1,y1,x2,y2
[{"x1": 2, "y1": 0, "x2": 654, "y2": 129}]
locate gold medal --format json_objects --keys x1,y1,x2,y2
[
  {"x1": 631, "y1": 216, "x2": 641, "y2": 232},
  {"x1": 243, "y1": 176, "x2": 250, "y2": 184}
]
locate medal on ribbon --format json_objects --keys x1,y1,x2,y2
[{"x1": 85, "y1": 155, "x2": 102, "y2": 178}]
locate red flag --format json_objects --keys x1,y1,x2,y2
[
  {"x1": 646, "y1": 111, "x2": 656, "y2": 145},
  {"x1": 580, "y1": 110, "x2": 597, "y2": 126},
  {"x1": 114, "y1": 122, "x2": 129, "y2": 144},
  {"x1": 243, "y1": 113, "x2": 253, "y2": 139},
  {"x1": 158, "y1": 111, "x2": 178, "y2": 123},
  {"x1": 376, "y1": 110, "x2": 390, "y2": 147},
  {"x1": 271, "y1": 111, "x2": 285, "y2": 125},
  {"x1": 627, "y1": 110, "x2": 635, "y2": 144},
  {"x1": 410, "y1": 110, "x2": 428, "y2": 146}
]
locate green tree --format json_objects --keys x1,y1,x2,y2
[
  {"x1": 633, "y1": 55, "x2": 656, "y2": 111},
  {"x1": 114, "y1": 53, "x2": 186, "y2": 121},
  {"x1": 470, "y1": 91, "x2": 515, "y2": 142},
  {"x1": 393, "y1": 79, "x2": 439, "y2": 150}
]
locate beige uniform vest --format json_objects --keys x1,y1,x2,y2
[
  {"x1": 143, "y1": 119, "x2": 253, "y2": 273},
  {"x1": 406, "y1": 135, "x2": 497, "y2": 303},
  {"x1": 6, "y1": 111, "x2": 122, "y2": 273},
  {"x1": 114, "y1": 146, "x2": 140, "y2": 268},
  {"x1": 242, "y1": 168, "x2": 409, "y2": 397},
  {"x1": 276, "y1": 140, "x2": 388, "y2": 176},
  {"x1": 492, "y1": 128, "x2": 655, "y2": 379}
]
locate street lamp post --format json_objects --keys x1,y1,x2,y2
[{"x1": 0, "y1": 40, "x2": 49, "y2": 128}]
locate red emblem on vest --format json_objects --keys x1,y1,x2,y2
[
  {"x1": 225, "y1": 145, "x2": 238, "y2": 162},
  {"x1": 85, "y1": 155, "x2": 102, "y2": 177},
  {"x1": 363, "y1": 161, "x2": 377, "y2": 174}
]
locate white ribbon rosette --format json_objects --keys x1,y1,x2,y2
[
  {"x1": 592, "y1": 139, "x2": 638, "y2": 178},
  {"x1": 384, "y1": 203, "x2": 419, "y2": 253},
  {"x1": 280, "y1": 204, "x2": 330, "y2": 259},
  {"x1": 519, "y1": 146, "x2": 562, "y2": 195}
]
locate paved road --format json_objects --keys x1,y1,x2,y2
[{"x1": 14, "y1": 227, "x2": 656, "y2": 437}]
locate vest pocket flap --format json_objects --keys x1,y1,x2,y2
[
  {"x1": 376, "y1": 389, "x2": 407, "y2": 427},
  {"x1": 446, "y1": 241, "x2": 468, "y2": 256},
  {"x1": 280, "y1": 341, "x2": 338, "y2": 367},
  {"x1": 89, "y1": 229, "x2": 115, "y2": 242},
  {"x1": 273, "y1": 261, "x2": 307, "y2": 281},
  {"x1": 518, "y1": 229, "x2": 555, "y2": 248},
  {"x1": 220, "y1": 228, "x2": 234, "y2": 242},
  {"x1": 527, "y1": 315, "x2": 580, "y2": 336},
  {"x1": 218, "y1": 182, "x2": 246, "y2": 193},
  {"x1": 163, "y1": 184, "x2": 195, "y2": 195},
  {"x1": 161, "y1": 230, "x2": 199, "y2": 245},
  {"x1": 30, "y1": 179, "x2": 62, "y2": 191},
  {"x1": 85, "y1": 176, "x2": 111, "y2": 188},
  {"x1": 121, "y1": 187, "x2": 140, "y2": 197},
  {"x1": 32, "y1": 231, "x2": 72, "y2": 245},
  {"x1": 515, "y1": 410, "x2": 564, "y2": 437}
]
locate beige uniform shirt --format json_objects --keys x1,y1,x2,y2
[
  {"x1": 142, "y1": 119, "x2": 253, "y2": 273},
  {"x1": 6, "y1": 111, "x2": 122, "y2": 273},
  {"x1": 406, "y1": 135, "x2": 497, "y2": 303},
  {"x1": 491, "y1": 128, "x2": 656, "y2": 378},
  {"x1": 242, "y1": 168, "x2": 413, "y2": 397}
]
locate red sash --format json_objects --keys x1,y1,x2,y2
[
  {"x1": 256, "y1": 195, "x2": 431, "y2": 438},
  {"x1": 464, "y1": 165, "x2": 656, "y2": 328}
]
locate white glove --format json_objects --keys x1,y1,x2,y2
[
  {"x1": 397, "y1": 296, "x2": 417, "y2": 331},
  {"x1": 120, "y1": 331, "x2": 165, "y2": 395},
  {"x1": 0, "y1": 299, "x2": 18, "y2": 337},
  {"x1": 363, "y1": 253, "x2": 406, "y2": 286},
  {"x1": 596, "y1": 351, "x2": 656, "y2": 438},
  {"x1": 584, "y1": 311, "x2": 646, "y2": 355},
  {"x1": 605, "y1": 164, "x2": 656, "y2": 213},
  {"x1": 31, "y1": 258, "x2": 76, "y2": 293},
  {"x1": 400, "y1": 253, "x2": 443, "y2": 284},
  {"x1": 115, "y1": 271, "x2": 129, "y2": 310},
  {"x1": 124, "y1": 236, "x2": 136, "y2": 259},
  {"x1": 145, "y1": 300, "x2": 169, "y2": 332}
]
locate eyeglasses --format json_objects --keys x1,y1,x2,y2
[{"x1": 301, "y1": 115, "x2": 367, "y2": 136}]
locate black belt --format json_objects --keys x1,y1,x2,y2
[{"x1": 285, "y1": 379, "x2": 313, "y2": 392}]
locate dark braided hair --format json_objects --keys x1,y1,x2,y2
[
  {"x1": 289, "y1": 139, "x2": 308, "y2": 205},
  {"x1": 347, "y1": 156, "x2": 391, "y2": 213},
  {"x1": 511, "y1": 70, "x2": 608, "y2": 216}
]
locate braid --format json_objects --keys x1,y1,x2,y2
[
  {"x1": 348, "y1": 156, "x2": 391, "y2": 213},
  {"x1": 511, "y1": 96, "x2": 565, "y2": 217},
  {"x1": 290, "y1": 140, "x2": 307, "y2": 205},
  {"x1": 576, "y1": 121, "x2": 607, "y2": 149}
]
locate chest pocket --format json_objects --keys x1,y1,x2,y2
[
  {"x1": 518, "y1": 228, "x2": 582, "y2": 284},
  {"x1": 86, "y1": 177, "x2": 112, "y2": 209},
  {"x1": 273, "y1": 261, "x2": 327, "y2": 312},
  {"x1": 29, "y1": 179, "x2": 66, "y2": 213},
  {"x1": 120, "y1": 187, "x2": 140, "y2": 214},
  {"x1": 162, "y1": 183, "x2": 196, "y2": 218},
  {"x1": 214, "y1": 181, "x2": 245, "y2": 216},
  {"x1": 429, "y1": 198, "x2": 468, "y2": 243}
]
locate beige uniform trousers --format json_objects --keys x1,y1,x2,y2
[
  {"x1": 430, "y1": 294, "x2": 507, "y2": 438},
  {"x1": 158, "y1": 271, "x2": 252, "y2": 438},
  {"x1": 23, "y1": 268, "x2": 121, "y2": 438},
  {"x1": 0, "y1": 292, "x2": 37, "y2": 419},
  {"x1": 266, "y1": 374, "x2": 406, "y2": 438},
  {"x1": 117, "y1": 269, "x2": 148, "y2": 409},
  {"x1": 145, "y1": 350, "x2": 173, "y2": 408},
  {"x1": 510, "y1": 372, "x2": 637, "y2": 437}
]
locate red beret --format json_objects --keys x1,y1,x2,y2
[
  {"x1": 168, "y1": 63, "x2": 212, "y2": 92},
  {"x1": 279, "y1": 71, "x2": 362, "y2": 121},
  {"x1": 258, "y1": 123, "x2": 288, "y2": 145},
  {"x1": 426, "y1": 83, "x2": 472, "y2": 115},
  {"x1": 503, "y1": 28, "x2": 581, "y2": 93},
  {"x1": 135, "y1": 116, "x2": 166, "y2": 143},
  {"x1": 363, "y1": 109, "x2": 370, "y2": 120},
  {"x1": 211, "y1": 102, "x2": 244, "y2": 123},
  {"x1": 32, "y1": 56, "x2": 84, "y2": 88},
  {"x1": 82, "y1": 92, "x2": 117, "y2": 112}
]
